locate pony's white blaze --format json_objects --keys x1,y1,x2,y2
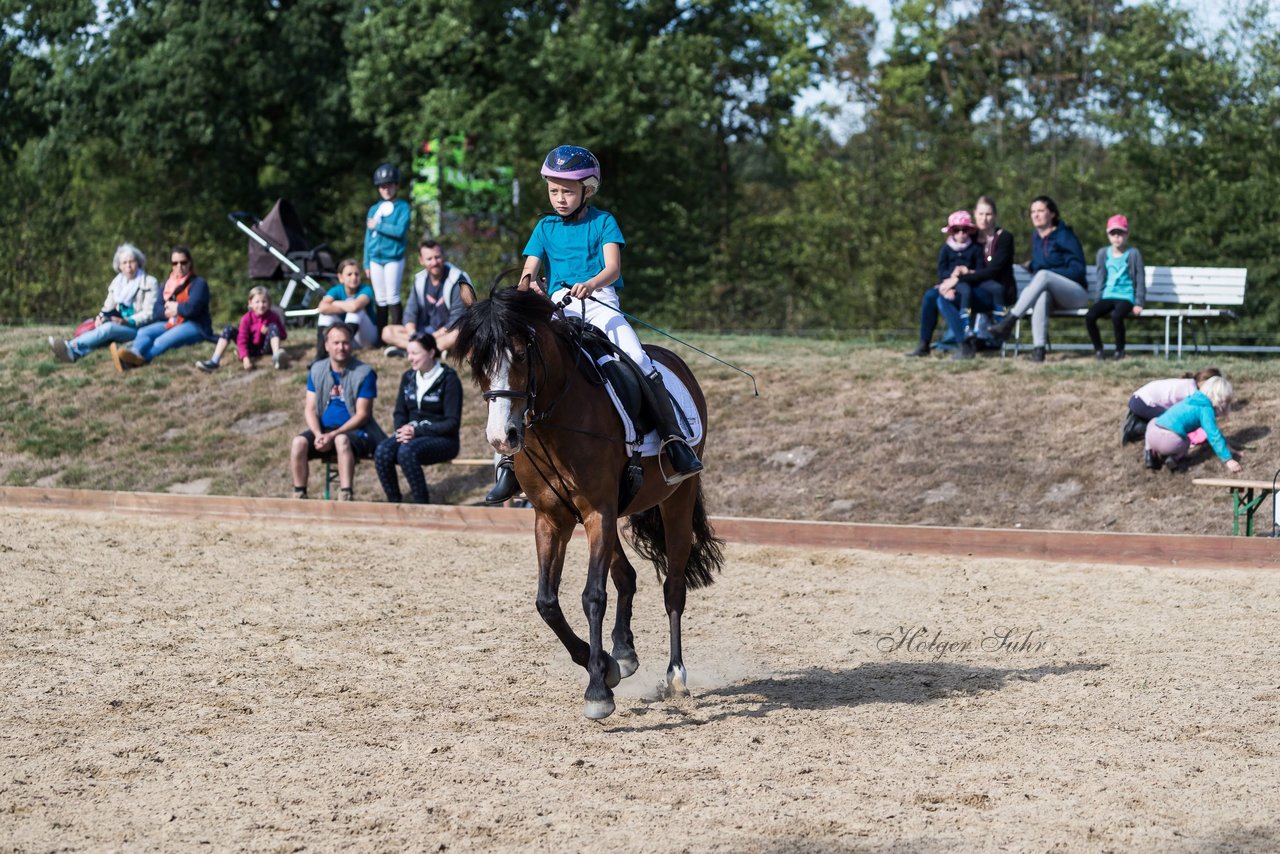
[{"x1": 485, "y1": 352, "x2": 522, "y2": 453}]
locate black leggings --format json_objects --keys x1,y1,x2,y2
[{"x1": 1085, "y1": 299, "x2": 1134, "y2": 351}]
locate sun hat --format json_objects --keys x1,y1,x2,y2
[
  {"x1": 1106, "y1": 214, "x2": 1129, "y2": 233},
  {"x1": 941, "y1": 210, "x2": 976, "y2": 233}
]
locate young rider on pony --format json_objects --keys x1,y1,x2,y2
[{"x1": 484, "y1": 144, "x2": 704, "y2": 504}]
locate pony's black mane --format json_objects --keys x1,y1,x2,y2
[{"x1": 452, "y1": 287, "x2": 566, "y2": 384}]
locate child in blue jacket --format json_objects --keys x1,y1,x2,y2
[
  {"x1": 363, "y1": 162, "x2": 412, "y2": 344},
  {"x1": 1144, "y1": 375, "x2": 1243, "y2": 474},
  {"x1": 905, "y1": 210, "x2": 983, "y2": 358}
]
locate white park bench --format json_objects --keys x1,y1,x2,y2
[{"x1": 1005, "y1": 265, "x2": 1248, "y2": 358}]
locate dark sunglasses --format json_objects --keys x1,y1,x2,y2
[
  {"x1": 1108, "y1": 230, "x2": 1127, "y2": 236},
  {"x1": 171, "y1": 259, "x2": 191, "y2": 266},
  {"x1": 948, "y1": 227, "x2": 970, "y2": 234}
]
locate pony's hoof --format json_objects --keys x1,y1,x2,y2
[
  {"x1": 605, "y1": 656, "x2": 622, "y2": 689},
  {"x1": 615, "y1": 654, "x2": 640, "y2": 680},
  {"x1": 583, "y1": 698, "x2": 616, "y2": 720},
  {"x1": 665, "y1": 665, "x2": 690, "y2": 698}
]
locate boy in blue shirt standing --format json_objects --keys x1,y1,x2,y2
[{"x1": 484, "y1": 145, "x2": 703, "y2": 504}]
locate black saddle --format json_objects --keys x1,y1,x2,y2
[{"x1": 563, "y1": 317, "x2": 657, "y2": 437}]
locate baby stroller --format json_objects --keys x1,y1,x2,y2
[{"x1": 228, "y1": 199, "x2": 337, "y2": 322}]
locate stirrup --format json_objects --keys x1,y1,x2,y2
[{"x1": 657, "y1": 436, "x2": 703, "y2": 486}]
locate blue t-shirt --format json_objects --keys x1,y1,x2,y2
[
  {"x1": 522, "y1": 208, "x2": 625, "y2": 297},
  {"x1": 1101, "y1": 250, "x2": 1135, "y2": 301},
  {"x1": 324, "y1": 283, "x2": 378, "y2": 326},
  {"x1": 308, "y1": 369, "x2": 378, "y2": 431}
]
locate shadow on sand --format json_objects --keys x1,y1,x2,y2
[{"x1": 609, "y1": 660, "x2": 1107, "y2": 732}]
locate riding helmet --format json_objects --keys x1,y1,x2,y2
[
  {"x1": 373, "y1": 163, "x2": 401, "y2": 186},
  {"x1": 541, "y1": 145, "x2": 600, "y2": 192}
]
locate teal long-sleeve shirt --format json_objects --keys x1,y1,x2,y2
[{"x1": 1154, "y1": 391, "x2": 1232, "y2": 461}]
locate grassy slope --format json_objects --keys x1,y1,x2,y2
[{"x1": 4, "y1": 326, "x2": 1277, "y2": 535}]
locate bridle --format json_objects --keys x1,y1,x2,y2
[{"x1": 477, "y1": 320, "x2": 612, "y2": 524}]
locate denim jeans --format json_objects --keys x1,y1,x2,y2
[
  {"x1": 130, "y1": 321, "x2": 209, "y2": 362},
  {"x1": 68, "y1": 322, "x2": 137, "y2": 358},
  {"x1": 938, "y1": 281, "x2": 1003, "y2": 343}
]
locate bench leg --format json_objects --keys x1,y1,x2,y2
[
  {"x1": 325, "y1": 461, "x2": 338, "y2": 500},
  {"x1": 1164, "y1": 317, "x2": 1170, "y2": 359},
  {"x1": 1230, "y1": 487, "x2": 1269, "y2": 537}
]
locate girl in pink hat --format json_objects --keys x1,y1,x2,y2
[
  {"x1": 1085, "y1": 214, "x2": 1145, "y2": 360},
  {"x1": 905, "y1": 210, "x2": 983, "y2": 358}
]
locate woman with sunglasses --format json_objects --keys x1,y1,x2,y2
[
  {"x1": 904, "y1": 210, "x2": 983, "y2": 358},
  {"x1": 1084, "y1": 214, "x2": 1145, "y2": 361},
  {"x1": 112, "y1": 245, "x2": 215, "y2": 371}
]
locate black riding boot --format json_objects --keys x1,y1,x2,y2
[
  {"x1": 484, "y1": 456, "x2": 521, "y2": 505},
  {"x1": 375, "y1": 305, "x2": 389, "y2": 346},
  {"x1": 644, "y1": 369, "x2": 703, "y2": 485},
  {"x1": 388, "y1": 303, "x2": 402, "y2": 327}
]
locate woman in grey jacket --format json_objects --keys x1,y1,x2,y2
[{"x1": 1085, "y1": 214, "x2": 1145, "y2": 360}]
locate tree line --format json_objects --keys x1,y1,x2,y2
[{"x1": 3, "y1": 0, "x2": 1278, "y2": 336}]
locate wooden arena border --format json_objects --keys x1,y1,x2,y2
[{"x1": 1, "y1": 486, "x2": 1275, "y2": 571}]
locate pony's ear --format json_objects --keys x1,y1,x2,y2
[{"x1": 460, "y1": 281, "x2": 476, "y2": 306}]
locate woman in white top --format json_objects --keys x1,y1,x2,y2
[{"x1": 49, "y1": 243, "x2": 159, "y2": 363}]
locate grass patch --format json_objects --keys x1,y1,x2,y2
[{"x1": 3, "y1": 322, "x2": 1277, "y2": 536}]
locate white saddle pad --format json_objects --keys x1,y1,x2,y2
[{"x1": 593, "y1": 355, "x2": 703, "y2": 457}]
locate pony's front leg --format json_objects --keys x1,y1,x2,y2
[
  {"x1": 534, "y1": 514, "x2": 589, "y2": 669},
  {"x1": 581, "y1": 511, "x2": 622, "y2": 719},
  {"x1": 608, "y1": 540, "x2": 640, "y2": 680},
  {"x1": 661, "y1": 486, "x2": 697, "y2": 698}
]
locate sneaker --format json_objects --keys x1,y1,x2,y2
[
  {"x1": 383, "y1": 346, "x2": 407, "y2": 358},
  {"x1": 112, "y1": 344, "x2": 145, "y2": 370},
  {"x1": 903, "y1": 341, "x2": 930, "y2": 358},
  {"x1": 272, "y1": 349, "x2": 290, "y2": 370},
  {"x1": 1112, "y1": 350, "x2": 1126, "y2": 361},
  {"x1": 49, "y1": 337, "x2": 74, "y2": 363},
  {"x1": 195, "y1": 359, "x2": 220, "y2": 373},
  {"x1": 1094, "y1": 350, "x2": 1106, "y2": 361},
  {"x1": 339, "y1": 488, "x2": 355, "y2": 501},
  {"x1": 1030, "y1": 346, "x2": 1046, "y2": 363}
]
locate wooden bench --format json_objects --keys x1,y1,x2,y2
[
  {"x1": 321, "y1": 456, "x2": 492, "y2": 500},
  {"x1": 1005, "y1": 266, "x2": 1247, "y2": 358},
  {"x1": 1192, "y1": 477, "x2": 1279, "y2": 537}
]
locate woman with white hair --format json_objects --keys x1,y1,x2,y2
[
  {"x1": 49, "y1": 243, "x2": 159, "y2": 363},
  {"x1": 1144, "y1": 375, "x2": 1243, "y2": 474}
]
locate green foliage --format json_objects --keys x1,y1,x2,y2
[{"x1": 1, "y1": 0, "x2": 1278, "y2": 338}]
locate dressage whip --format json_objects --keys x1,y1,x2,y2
[{"x1": 555, "y1": 290, "x2": 759, "y2": 396}]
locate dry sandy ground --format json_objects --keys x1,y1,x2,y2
[{"x1": 2, "y1": 507, "x2": 1278, "y2": 852}]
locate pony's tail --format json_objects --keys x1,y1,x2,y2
[{"x1": 625, "y1": 482, "x2": 725, "y2": 590}]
